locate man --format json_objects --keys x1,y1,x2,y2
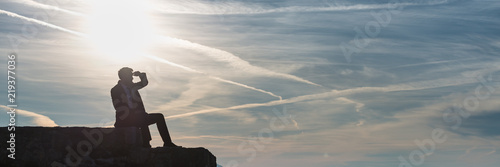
[{"x1": 111, "y1": 67, "x2": 178, "y2": 147}]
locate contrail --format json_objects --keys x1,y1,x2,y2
[
  {"x1": 165, "y1": 72, "x2": 489, "y2": 120},
  {"x1": 12, "y1": 0, "x2": 87, "y2": 17},
  {"x1": 0, "y1": 9, "x2": 282, "y2": 99},
  {"x1": 388, "y1": 57, "x2": 477, "y2": 70},
  {"x1": 0, "y1": 9, "x2": 86, "y2": 37},
  {"x1": 210, "y1": 76, "x2": 282, "y2": 100},
  {"x1": 144, "y1": 54, "x2": 282, "y2": 100},
  {"x1": 3, "y1": 2, "x2": 320, "y2": 87},
  {"x1": 8, "y1": 0, "x2": 320, "y2": 87},
  {"x1": 154, "y1": 0, "x2": 450, "y2": 15},
  {"x1": 160, "y1": 36, "x2": 321, "y2": 86},
  {"x1": 164, "y1": 87, "x2": 379, "y2": 119}
]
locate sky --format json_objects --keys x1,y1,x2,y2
[{"x1": 1, "y1": 0, "x2": 500, "y2": 166}]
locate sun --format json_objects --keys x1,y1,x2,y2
[{"x1": 86, "y1": 0, "x2": 156, "y2": 63}]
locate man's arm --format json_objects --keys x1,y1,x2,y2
[{"x1": 134, "y1": 72, "x2": 148, "y2": 89}]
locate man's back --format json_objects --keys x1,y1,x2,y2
[{"x1": 111, "y1": 77, "x2": 147, "y2": 127}]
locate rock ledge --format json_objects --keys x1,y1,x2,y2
[{"x1": 0, "y1": 127, "x2": 216, "y2": 167}]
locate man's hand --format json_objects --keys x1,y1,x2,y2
[
  {"x1": 134, "y1": 71, "x2": 148, "y2": 87},
  {"x1": 133, "y1": 71, "x2": 143, "y2": 76}
]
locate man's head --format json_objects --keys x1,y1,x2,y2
[{"x1": 118, "y1": 67, "x2": 134, "y2": 83}]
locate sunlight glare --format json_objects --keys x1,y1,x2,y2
[{"x1": 86, "y1": 0, "x2": 156, "y2": 63}]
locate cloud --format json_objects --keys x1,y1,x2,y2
[
  {"x1": 153, "y1": 0, "x2": 450, "y2": 15},
  {"x1": 389, "y1": 57, "x2": 479, "y2": 69},
  {"x1": 151, "y1": 76, "x2": 216, "y2": 112},
  {"x1": 486, "y1": 149, "x2": 496, "y2": 156},
  {"x1": 10, "y1": 0, "x2": 86, "y2": 17},
  {"x1": 159, "y1": 36, "x2": 321, "y2": 86},
  {"x1": 336, "y1": 97, "x2": 365, "y2": 112},
  {"x1": 144, "y1": 54, "x2": 282, "y2": 99},
  {"x1": 176, "y1": 135, "x2": 249, "y2": 142},
  {"x1": 0, "y1": 9, "x2": 86, "y2": 37},
  {"x1": 3, "y1": 2, "x2": 320, "y2": 87},
  {"x1": 166, "y1": 73, "x2": 493, "y2": 119},
  {"x1": 1, "y1": 105, "x2": 58, "y2": 126},
  {"x1": 355, "y1": 120, "x2": 365, "y2": 127},
  {"x1": 0, "y1": 10, "x2": 282, "y2": 99}
]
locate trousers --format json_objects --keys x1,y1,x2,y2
[{"x1": 140, "y1": 113, "x2": 173, "y2": 145}]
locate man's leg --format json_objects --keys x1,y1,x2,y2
[
  {"x1": 140, "y1": 125, "x2": 152, "y2": 147},
  {"x1": 146, "y1": 113, "x2": 176, "y2": 146}
]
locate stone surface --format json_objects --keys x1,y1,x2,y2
[{"x1": 0, "y1": 127, "x2": 216, "y2": 167}]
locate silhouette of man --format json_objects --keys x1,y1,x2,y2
[{"x1": 111, "y1": 67, "x2": 178, "y2": 147}]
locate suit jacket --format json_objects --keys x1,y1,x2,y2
[{"x1": 111, "y1": 74, "x2": 148, "y2": 127}]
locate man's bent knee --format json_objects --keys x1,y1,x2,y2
[
  {"x1": 150, "y1": 113, "x2": 165, "y2": 121},
  {"x1": 150, "y1": 113, "x2": 164, "y2": 117}
]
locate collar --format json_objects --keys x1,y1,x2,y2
[{"x1": 118, "y1": 80, "x2": 132, "y2": 87}]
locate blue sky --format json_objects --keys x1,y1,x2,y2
[{"x1": 1, "y1": 0, "x2": 500, "y2": 166}]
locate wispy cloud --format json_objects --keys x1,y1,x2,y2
[
  {"x1": 177, "y1": 135, "x2": 249, "y2": 142},
  {"x1": 3, "y1": 1, "x2": 320, "y2": 87},
  {"x1": 160, "y1": 36, "x2": 321, "y2": 86},
  {"x1": 10, "y1": 0, "x2": 86, "y2": 17},
  {"x1": 388, "y1": 57, "x2": 479, "y2": 70},
  {"x1": 0, "y1": 9, "x2": 86, "y2": 37},
  {"x1": 166, "y1": 73, "x2": 489, "y2": 119},
  {"x1": 0, "y1": 10, "x2": 282, "y2": 99},
  {"x1": 144, "y1": 54, "x2": 283, "y2": 99},
  {"x1": 0, "y1": 105, "x2": 58, "y2": 126},
  {"x1": 336, "y1": 97, "x2": 365, "y2": 113},
  {"x1": 154, "y1": 0, "x2": 450, "y2": 15},
  {"x1": 151, "y1": 77, "x2": 214, "y2": 112}
]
